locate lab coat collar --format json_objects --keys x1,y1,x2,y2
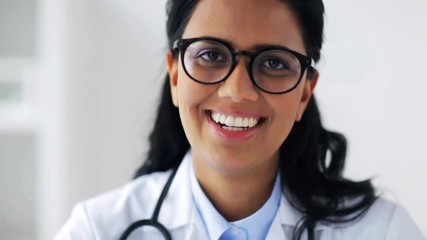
[
  {"x1": 155, "y1": 151, "x2": 327, "y2": 237},
  {"x1": 278, "y1": 194, "x2": 328, "y2": 230},
  {"x1": 156, "y1": 152, "x2": 196, "y2": 230},
  {"x1": 265, "y1": 195, "x2": 328, "y2": 239}
]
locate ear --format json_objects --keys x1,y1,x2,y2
[
  {"x1": 167, "y1": 51, "x2": 179, "y2": 107},
  {"x1": 296, "y1": 69, "x2": 319, "y2": 122}
]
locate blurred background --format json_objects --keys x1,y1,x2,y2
[{"x1": 0, "y1": 0, "x2": 426, "y2": 239}]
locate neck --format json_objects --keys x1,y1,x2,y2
[{"x1": 193, "y1": 157, "x2": 279, "y2": 221}]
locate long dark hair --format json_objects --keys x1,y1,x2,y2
[{"x1": 134, "y1": 0, "x2": 377, "y2": 239}]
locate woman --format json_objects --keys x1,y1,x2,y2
[{"x1": 56, "y1": 0, "x2": 424, "y2": 239}]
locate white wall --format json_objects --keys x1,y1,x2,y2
[
  {"x1": 319, "y1": 0, "x2": 427, "y2": 235},
  {"x1": 35, "y1": 0, "x2": 169, "y2": 239},
  {"x1": 33, "y1": 0, "x2": 427, "y2": 238},
  {"x1": 63, "y1": 0, "x2": 167, "y2": 204}
]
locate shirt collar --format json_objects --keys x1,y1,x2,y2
[
  {"x1": 189, "y1": 151, "x2": 282, "y2": 240},
  {"x1": 233, "y1": 172, "x2": 282, "y2": 239},
  {"x1": 189, "y1": 158, "x2": 229, "y2": 240}
]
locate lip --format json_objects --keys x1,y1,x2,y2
[{"x1": 206, "y1": 110, "x2": 264, "y2": 142}]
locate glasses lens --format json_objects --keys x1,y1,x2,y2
[
  {"x1": 252, "y1": 50, "x2": 302, "y2": 93},
  {"x1": 183, "y1": 40, "x2": 232, "y2": 83}
]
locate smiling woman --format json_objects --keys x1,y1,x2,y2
[{"x1": 55, "y1": 0, "x2": 425, "y2": 239}]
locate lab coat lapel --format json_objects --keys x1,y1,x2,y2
[
  {"x1": 266, "y1": 209, "x2": 288, "y2": 240},
  {"x1": 157, "y1": 153, "x2": 194, "y2": 229},
  {"x1": 155, "y1": 153, "x2": 209, "y2": 240},
  {"x1": 186, "y1": 205, "x2": 210, "y2": 240},
  {"x1": 265, "y1": 196, "x2": 296, "y2": 240},
  {"x1": 266, "y1": 194, "x2": 327, "y2": 239}
]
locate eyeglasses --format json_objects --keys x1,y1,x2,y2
[{"x1": 172, "y1": 37, "x2": 314, "y2": 94}]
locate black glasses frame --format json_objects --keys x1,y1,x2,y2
[{"x1": 172, "y1": 37, "x2": 314, "y2": 94}]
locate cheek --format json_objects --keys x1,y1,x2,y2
[
  {"x1": 176, "y1": 71, "x2": 208, "y2": 108},
  {"x1": 266, "y1": 93, "x2": 302, "y2": 132},
  {"x1": 175, "y1": 70, "x2": 218, "y2": 129},
  {"x1": 176, "y1": 73, "x2": 218, "y2": 147},
  {"x1": 176, "y1": 80, "x2": 200, "y2": 145},
  {"x1": 273, "y1": 93, "x2": 301, "y2": 116}
]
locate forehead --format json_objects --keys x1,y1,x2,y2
[{"x1": 182, "y1": 0, "x2": 305, "y2": 53}]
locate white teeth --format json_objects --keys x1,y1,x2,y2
[
  {"x1": 211, "y1": 112, "x2": 259, "y2": 128},
  {"x1": 220, "y1": 114, "x2": 226, "y2": 123},
  {"x1": 249, "y1": 118, "x2": 255, "y2": 127},
  {"x1": 225, "y1": 116, "x2": 234, "y2": 126},
  {"x1": 242, "y1": 118, "x2": 248, "y2": 127},
  {"x1": 235, "y1": 117, "x2": 243, "y2": 126},
  {"x1": 223, "y1": 126, "x2": 246, "y2": 131}
]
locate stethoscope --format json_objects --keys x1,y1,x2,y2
[{"x1": 118, "y1": 166, "x2": 179, "y2": 240}]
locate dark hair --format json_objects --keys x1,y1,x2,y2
[{"x1": 134, "y1": 0, "x2": 377, "y2": 239}]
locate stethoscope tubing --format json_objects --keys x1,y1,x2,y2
[
  {"x1": 118, "y1": 166, "x2": 179, "y2": 240},
  {"x1": 119, "y1": 219, "x2": 172, "y2": 240}
]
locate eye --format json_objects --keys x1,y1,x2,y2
[
  {"x1": 260, "y1": 59, "x2": 289, "y2": 70},
  {"x1": 197, "y1": 50, "x2": 226, "y2": 62}
]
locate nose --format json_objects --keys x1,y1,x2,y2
[{"x1": 217, "y1": 60, "x2": 259, "y2": 102}]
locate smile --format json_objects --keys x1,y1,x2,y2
[{"x1": 207, "y1": 111, "x2": 264, "y2": 131}]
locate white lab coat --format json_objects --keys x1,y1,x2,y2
[{"x1": 55, "y1": 154, "x2": 425, "y2": 240}]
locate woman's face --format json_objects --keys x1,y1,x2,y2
[{"x1": 167, "y1": 0, "x2": 317, "y2": 176}]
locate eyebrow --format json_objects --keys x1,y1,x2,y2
[
  {"x1": 202, "y1": 35, "x2": 290, "y2": 51},
  {"x1": 253, "y1": 43, "x2": 290, "y2": 51}
]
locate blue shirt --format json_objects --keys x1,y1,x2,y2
[{"x1": 190, "y1": 161, "x2": 281, "y2": 240}]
